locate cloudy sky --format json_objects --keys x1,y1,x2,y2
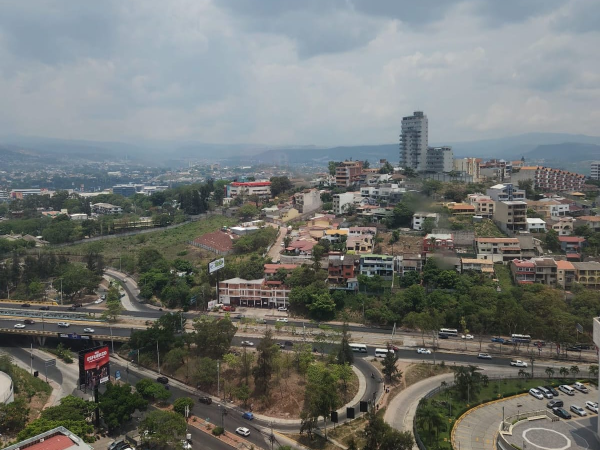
[{"x1": 0, "y1": 0, "x2": 598, "y2": 146}]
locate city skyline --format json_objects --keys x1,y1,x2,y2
[{"x1": 0, "y1": 1, "x2": 599, "y2": 146}]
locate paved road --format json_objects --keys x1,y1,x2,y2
[
  {"x1": 267, "y1": 225, "x2": 286, "y2": 262},
  {"x1": 0, "y1": 318, "x2": 132, "y2": 337}
]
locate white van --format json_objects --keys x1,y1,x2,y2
[
  {"x1": 559, "y1": 385, "x2": 575, "y2": 396},
  {"x1": 537, "y1": 386, "x2": 553, "y2": 399},
  {"x1": 375, "y1": 348, "x2": 394, "y2": 358}
]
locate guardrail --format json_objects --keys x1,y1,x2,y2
[
  {"x1": 0, "y1": 307, "x2": 104, "y2": 322},
  {"x1": 0, "y1": 327, "x2": 129, "y2": 342},
  {"x1": 0, "y1": 299, "x2": 59, "y2": 306}
]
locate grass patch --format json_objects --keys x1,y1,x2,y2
[
  {"x1": 474, "y1": 219, "x2": 506, "y2": 238},
  {"x1": 494, "y1": 264, "x2": 514, "y2": 292},
  {"x1": 405, "y1": 363, "x2": 453, "y2": 388},
  {"x1": 288, "y1": 433, "x2": 341, "y2": 450}
]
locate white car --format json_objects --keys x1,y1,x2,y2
[
  {"x1": 83, "y1": 328, "x2": 95, "y2": 333},
  {"x1": 57, "y1": 322, "x2": 70, "y2": 328},
  {"x1": 573, "y1": 382, "x2": 589, "y2": 393},
  {"x1": 277, "y1": 306, "x2": 288, "y2": 311},
  {"x1": 461, "y1": 334, "x2": 474, "y2": 340},
  {"x1": 529, "y1": 388, "x2": 544, "y2": 400},
  {"x1": 236, "y1": 427, "x2": 250, "y2": 437},
  {"x1": 570, "y1": 405, "x2": 587, "y2": 417},
  {"x1": 14, "y1": 323, "x2": 26, "y2": 329},
  {"x1": 510, "y1": 360, "x2": 527, "y2": 367},
  {"x1": 417, "y1": 348, "x2": 431, "y2": 354},
  {"x1": 94, "y1": 299, "x2": 103, "y2": 304},
  {"x1": 586, "y1": 401, "x2": 598, "y2": 414},
  {"x1": 276, "y1": 318, "x2": 288, "y2": 323},
  {"x1": 241, "y1": 341, "x2": 254, "y2": 347},
  {"x1": 477, "y1": 353, "x2": 492, "y2": 359}
]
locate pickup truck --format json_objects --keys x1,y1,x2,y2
[{"x1": 510, "y1": 359, "x2": 528, "y2": 367}]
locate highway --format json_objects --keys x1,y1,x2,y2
[{"x1": 0, "y1": 318, "x2": 132, "y2": 337}]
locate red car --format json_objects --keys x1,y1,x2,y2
[{"x1": 222, "y1": 306, "x2": 236, "y2": 312}]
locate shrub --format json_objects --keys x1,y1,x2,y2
[{"x1": 212, "y1": 426, "x2": 224, "y2": 436}]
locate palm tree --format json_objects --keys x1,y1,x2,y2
[
  {"x1": 589, "y1": 364, "x2": 599, "y2": 380},
  {"x1": 417, "y1": 405, "x2": 445, "y2": 443},
  {"x1": 482, "y1": 375, "x2": 489, "y2": 387},
  {"x1": 570, "y1": 365, "x2": 580, "y2": 377},
  {"x1": 518, "y1": 369, "x2": 527, "y2": 378},
  {"x1": 545, "y1": 367, "x2": 555, "y2": 379},
  {"x1": 559, "y1": 366, "x2": 569, "y2": 378}
]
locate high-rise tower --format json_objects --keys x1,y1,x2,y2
[{"x1": 400, "y1": 111, "x2": 428, "y2": 171}]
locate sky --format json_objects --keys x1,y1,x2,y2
[{"x1": 0, "y1": 0, "x2": 599, "y2": 146}]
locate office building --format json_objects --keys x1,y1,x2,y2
[
  {"x1": 112, "y1": 184, "x2": 140, "y2": 197},
  {"x1": 227, "y1": 181, "x2": 271, "y2": 200}
]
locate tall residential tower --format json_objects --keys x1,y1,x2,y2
[{"x1": 400, "y1": 111, "x2": 428, "y2": 171}]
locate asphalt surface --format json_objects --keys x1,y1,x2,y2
[{"x1": 0, "y1": 317, "x2": 132, "y2": 337}]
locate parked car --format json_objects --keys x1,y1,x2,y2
[
  {"x1": 417, "y1": 348, "x2": 431, "y2": 354},
  {"x1": 38, "y1": 305, "x2": 50, "y2": 310},
  {"x1": 586, "y1": 401, "x2": 598, "y2": 413},
  {"x1": 21, "y1": 303, "x2": 31, "y2": 308},
  {"x1": 277, "y1": 343, "x2": 286, "y2": 349},
  {"x1": 83, "y1": 328, "x2": 95, "y2": 333},
  {"x1": 57, "y1": 322, "x2": 70, "y2": 328},
  {"x1": 491, "y1": 337, "x2": 504, "y2": 343},
  {"x1": 14, "y1": 323, "x2": 26, "y2": 329},
  {"x1": 236, "y1": 427, "x2": 250, "y2": 437},
  {"x1": 199, "y1": 396, "x2": 212, "y2": 405},
  {"x1": 553, "y1": 407, "x2": 572, "y2": 419},
  {"x1": 547, "y1": 400, "x2": 564, "y2": 409},
  {"x1": 461, "y1": 334, "x2": 474, "y2": 340},
  {"x1": 536, "y1": 386, "x2": 553, "y2": 399},
  {"x1": 544, "y1": 386, "x2": 559, "y2": 397},
  {"x1": 222, "y1": 306, "x2": 235, "y2": 312},
  {"x1": 24, "y1": 319, "x2": 35, "y2": 325},
  {"x1": 284, "y1": 341, "x2": 294, "y2": 347},
  {"x1": 570, "y1": 405, "x2": 587, "y2": 417},
  {"x1": 241, "y1": 341, "x2": 254, "y2": 347},
  {"x1": 573, "y1": 382, "x2": 589, "y2": 393},
  {"x1": 559, "y1": 385, "x2": 575, "y2": 396},
  {"x1": 477, "y1": 353, "x2": 492, "y2": 359},
  {"x1": 276, "y1": 318, "x2": 288, "y2": 323},
  {"x1": 156, "y1": 376, "x2": 169, "y2": 384},
  {"x1": 510, "y1": 360, "x2": 527, "y2": 367},
  {"x1": 529, "y1": 388, "x2": 544, "y2": 400},
  {"x1": 242, "y1": 412, "x2": 254, "y2": 420}
]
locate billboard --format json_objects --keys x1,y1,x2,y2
[
  {"x1": 208, "y1": 258, "x2": 225, "y2": 274},
  {"x1": 79, "y1": 345, "x2": 110, "y2": 389}
]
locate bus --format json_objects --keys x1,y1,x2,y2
[
  {"x1": 375, "y1": 348, "x2": 394, "y2": 358},
  {"x1": 439, "y1": 328, "x2": 458, "y2": 337},
  {"x1": 349, "y1": 343, "x2": 368, "y2": 353},
  {"x1": 511, "y1": 334, "x2": 532, "y2": 343}
]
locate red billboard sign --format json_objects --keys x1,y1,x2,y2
[
  {"x1": 84, "y1": 347, "x2": 109, "y2": 370},
  {"x1": 79, "y1": 345, "x2": 110, "y2": 389}
]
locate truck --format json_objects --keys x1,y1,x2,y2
[{"x1": 510, "y1": 359, "x2": 528, "y2": 367}]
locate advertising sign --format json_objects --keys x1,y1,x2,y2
[
  {"x1": 208, "y1": 258, "x2": 225, "y2": 274},
  {"x1": 207, "y1": 300, "x2": 217, "y2": 310},
  {"x1": 79, "y1": 345, "x2": 110, "y2": 389}
]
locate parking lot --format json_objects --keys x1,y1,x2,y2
[{"x1": 454, "y1": 382, "x2": 600, "y2": 450}]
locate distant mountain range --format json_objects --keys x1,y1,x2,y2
[{"x1": 1, "y1": 132, "x2": 599, "y2": 170}]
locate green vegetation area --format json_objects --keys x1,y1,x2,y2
[{"x1": 415, "y1": 365, "x2": 598, "y2": 450}]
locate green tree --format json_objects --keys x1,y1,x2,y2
[
  {"x1": 195, "y1": 357, "x2": 218, "y2": 389},
  {"x1": 139, "y1": 410, "x2": 187, "y2": 449},
  {"x1": 163, "y1": 348, "x2": 188, "y2": 373},
  {"x1": 303, "y1": 364, "x2": 339, "y2": 439},
  {"x1": 270, "y1": 176, "x2": 293, "y2": 196},
  {"x1": 545, "y1": 367, "x2": 555, "y2": 379},
  {"x1": 99, "y1": 382, "x2": 148, "y2": 432},
  {"x1": 382, "y1": 351, "x2": 401, "y2": 383},
  {"x1": 173, "y1": 397, "x2": 195, "y2": 417},
  {"x1": 453, "y1": 365, "x2": 482, "y2": 402},
  {"x1": 559, "y1": 366, "x2": 569, "y2": 378},
  {"x1": 253, "y1": 329, "x2": 278, "y2": 394},
  {"x1": 545, "y1": 229, "x2": 561, "y2": 252},
  {"x1": 570, "y1": 365, "x2": 580, "y2": 376},
  {"x1": 589, "y1": 364, "x2": 599, "y2": 379},
  {"x1": 0, "y1": 398, "x2": 30, "y2": 433},
  {"x1": 328, "y1": 161, "x2": 338, "y2": 176},
  {"x1": 237, "y1": 204, "x2": 259, "y2": 220},
  {"x1": 234, "y1": 384, "x2": 251, "y2": 408},
  {"x1": 417, "y1": 403, "x2": 445, "y2": 444},
  {"x1": 192, "y1": 316, "x2": 236, "y2": 359},
  {"x1": 336, "y1": 322, "x2": 354, "y2": 365},
  {"x1": 135, "y1": 379, "x2": 171, "y2": 402},
  {"x1": 364, "y1": 409, "x2": 414, "y2": 450}
]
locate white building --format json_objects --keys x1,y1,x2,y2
[
  {"x1": 91, "y1": 203, "x2": 123, "y2": 215},
  {"x1": 333, "y1": 192, "x2": 358, "y2": 215},
  {"x1": 551, "y1": 216, "x2": 576, "y2": 236},
  {"x1": 293, "y1": 189, "x2": 322, "y2": 213},
  {"x1": 475, "y1": 237, "x2": 522, "y2": 263},
  {"x1": 412, "y1": 212, "x2": 439, "y2": 231},
  {"x1": 227, "y1": 181, "x2": 271, "y2": 199},
  {"x1": 486, "y1": 183, "x2": 526, "y2": 202},
  {"x1": 453, "y1": 158, "x2": 481, "y2": 182},
  {"x1": 400, "y1": 111, "x2": 428, "y2": 171},
  {"x1": 591, "y1": 161, "x2": 600, "y2": 181},
  {"x1": 526, "y1": 218, "x2": 547, "y2": 233},
  {"x1": 360, "y1": 184, "x2": 405, "y2": 204},
  {"x1": 69, "y1": 213, "x2": 89, "y2": 221},
  {"x1": 425, "y1": 146, "x2": 454, "y2": 173}
]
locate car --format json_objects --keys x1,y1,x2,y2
[
  {"x1": 236, "y1": 427, "x2": 250, "y2": 437},
  {"x1": 73, "y1": 303, "x2": 83, "y2": 307},
  {"x1": 278, "y1": 343, "x2": 286, "y2": 349},
  {"x1": 156, "y1": 376, "x2": 169, "y2": 384},
  {"x1": 242, "y1": 412, "x2": 254, "y2": 420},
  {"x1": 38, "y1": 305, "x2": 50, "y2": 311},
  {"x1": 570, "y1": 405, "x2": 587, "y2": 417},
  {"x1": 21, "y1": 303, "x2": 31, "y2": 308},
  {"x1": 547, "y1": 400, "x2": 564, "y2": 409},
  {"x1": 94, "y1": 299, "x2": 103, "y2": 304},
  {"x1": 14, "y1": 323, "x2": 26, "y2": 329},
  {"x1": 559, "y1": 385, "x2": 575, "y2": 396},
  {"x1": 278, "y1": 306, "x2": 288, "y2": 311},
  {"x1": 101, "y1": 294, "x2": 106, "y2": 300},
  {"x1": 533, "y1": 340, "x2": 546, "y2": 347},
  {"x1": 586, "y1": 401, "x2": 598, "y2": 413},
  {"x1": 529, "y1": 388, "x2": 544, "y2": 400},
  {"x1": 536, "y1": 386, "x2": 553, "y2": 399},
  {"x1": 553, "y1": 407, "x2": 572, "y2": 419},
  {"x1": 68, "y1": 306, "x2": 77, "y2": 311},
  {"x1": 83, "y1": 328, "x2": 95, "y2": 333},
  {"x1": 510, "y1": 360, "x2": 527, "y2": 367},
  {"x1": 276, "y1": 318, "x2": 288, "y2": 323},
  {"x1": 24, "y1": 319, "x2": 35, "y2": 325},
  {"x1": 108, "y1": 440, "x2": 128, "y2": 450},
  {"x1": 417, "y1": 348, "x2": 431, "y2": 354},
  {"x1": 241, "y1": 341, "x2": 254, "y2": 347},
  {"x1": 477, "y1": 353, "x2": 492, "y2": 359},
  {"x1": 438, "y1": 333, "x2": 449, "y2": 339},
  {"x1": 284, "y1": 341, "x2": 294, "y2": 346},
  {"x1": 544, "y1": 386, "x2": 559, "y2": 397},
  {"x1": 222, "y1": 306, "x2": 235, "y2": 312},
  {"x1": 199, "y1": 396, "x2": 212, "y2": 405},
  {"x1": 491, "y1": 337, "x2": 504, "y2": 343},
  {"x1": 461, "y1": 334, "x2": 474, "y2": 340},
  {"x1": 573, "y1": 382, "x2": 589, "y2": 393},
  {"x1": 57, "y1": 322, "x2": 70, "y2": 328},
  {"x1": 388, "y1": 344, "x2": 401, "y2": 351}
]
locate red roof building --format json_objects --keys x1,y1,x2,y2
[{"x1": 191, "y1": 231, "x2": 235, "y2": 255}]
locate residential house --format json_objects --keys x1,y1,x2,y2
[
  {"x1": 359, "y1": 184, "x2": 405, "y2": 205},
  {"x1": 526, "y1": 218, "x2": 546, "y2": 233},
  {"x1": 423, "y1": 233, "x2": 454, "y2": 253},
  {"x1": 475, "y1": 237, "x2": 521, "y2": 263},
  {"x1": 510, "y1": 259, "x2": 536, "y2": 284},
  {"x1": 412, "y1": 212, "x2": 439, "y2": 231},
  {"x1": 91, "y1": 203, "x2": 123, "y2": 215},
  {"x1": 577, "y1": 216, "x2": 600, "y2": 233},
  {"x1": 468, "y1": 195, "x2": 495, "y2": 218},
  {"x1": 448, "y1": 203, "x2": 476, "y2": 216},
  {"x1": 190, "y1": 230, "x2": 235, "y2": 255},
  {"x1": 571, "y1": 261, "x2": 600, "y2": 289},
  {"x1": 461, "y1": 258, "x2": 495, "y2": 276},
  {"x1": 335, "y1": 161, "x2": 363, "y2": 187},
  {"x1": 526, "y1": 200, "x2": 569, "y2": 219},
  {"x1": 323, "y1": 229, "x2": 349, "y2": 244},
  {"x1": 328, "y1": 254, "x2": 359, "y2": 285},
  {"x1": 486, "y1": 183, "x2": 526, "y2": 202},
  {"x1": 531, "y1": 258, "x2": 558, "y2": 286},
  {"x1": 493, "y1": 201, "x2": 527, "y2": 232},
  {"x1": 359, "y1": 254, "x2": 395, "y2": 280},
  {"x1": 399, "y1": 253, "x2": 423, "y2": 275},
  {"x1": 556, "y1": 260, "x2": 576, "y2": 289},
  {"x1": 551, "y1": 217, "x2": 576, "y2": 236},
  {"x1": 346, "y1": 235, "x2": 374, "y2": 254},
  {"x1": 559, "y1": 236, "x2": 586, "y2": 256},
  {"x1": 356, "y1": 205, "x2": 394, "y2": 223},
  {"x1": 264, "y1": 264, "x2": 300, "y2": 278}
]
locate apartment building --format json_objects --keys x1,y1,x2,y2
[
  {"x1": 551, "y1": 217, "x2": 576, "y2": 236},
  {"x1": 412, "y1": 212, "x2": 439, "y2": 231},
  {"x1": 526, "y1": 200, "x2": 570, "y2": 219},
  {"x1": 227, "y1": 181, "x2": 271, "y2": 200},
  {"x1": 335, "y1": 161, "x2": 364, "y2": 187},
  {"x1": 461, "y1": 258, "x2": 495, "y2": 276},
  {"x1": 468, "y1": 195, "x2": 495, "y2": 218},
  {"x1": 400, "y1": 111, "x2": 428, "y2": 171},
  {"x1": 510, "y1": 259, "x2": 535, "y2": 284},
  {"x1": 293, "y1": 189, "x2": 322, "y2": 213},
  {"x1": 423, "y1": 233, "x2": 454, "y2": 253},
  {"x1": 359, "y1": 254, "x2": 395, "y2": 280},
  {"x1": 475, "y1": 237, "x2": 521, "y2": 263},
  {"x1": 571, "y1": 261, "x2": 600, "y2": 289},
  {"x1": 591, "y1": 161, "x2": 600, "y2": 181},
  {"x1": 577, "y1": 216, "x2": 600, "y2": 233},
  {"x1": 333, "y1": 192, "x2": 358, "y2": 215},
  {"x1": 511, "y1": 166, "x2": 585, "y2": 192},
  {"x1": 425, "y1": 146, "x2": 454, "y2": 173},
  {"x1": 486, "y1": 183, "x2": 526, "y2": 202},
  {"x1": 453, "y1": 157, "x2": 481, "y2": 182},
  {"x1": 493, "y1": 201, "x2": 528, "y2": 232},
  {"x1": 91, "y1": 203, "x2": 123, "y2": 215},
  {"x1": 526, "y1": 218, "x2": 547, "y2": 233},
  {"x1": 359, "y1": 184, "x2": 405, "y2": 204},
  {"x1": 480, "y1": 159, "x2": 511, "y2": 181},
  {"x1": 218, "y1": 277, "x2": 291, "y2": 308},
  {"x1": 556, "y1": 260, "x2": 576, "y2": 289}
]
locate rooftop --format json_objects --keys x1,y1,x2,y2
[
  {"x1": 193, "y1": 230, "x2": 235, "y2": 252},
  {"x1": 555, "y1": 260, "x2": 575, "y2": 270},
  {"x1": 3, "y1": 427, "x2": 93, "y2": 450},
  {"x1": 571, "y1": 261, "x2": 600, "y2": 271},
  {"x1": 476, "y1": 238, "x2": 520, "y2": 244},
  {"x1": 558, "y1": 236, "x2": 586, "y2": 243}
]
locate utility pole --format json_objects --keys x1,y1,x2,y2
[
  {"x1": 30, "y1": 343, "x2": 33, "y2": 374},
  {"x1": 269, "y1": 421, "x2": 275, "y2": 450},
  {"x1": 217, "y1": 361, "x2": 220, "y2": 399},
  {"x1": 110, "y1": 325, "x2": 114, "y2": 354},
  {"x1": 157, "y1": 340, "x2": 161, "y2": 374}
]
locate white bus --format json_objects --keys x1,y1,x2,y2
[
  {"x1": 439, "y1": 328, "x2": 458, "y2": 337},
  {"x1": 375, "y1": 348, "x2": 394, "y2": 358},
  {"x1": 511, "y1": 334, "x2": 532, "y2": 343},
  {"x1": 349, "y1": 343, "x2": 368, "y2": 353}
]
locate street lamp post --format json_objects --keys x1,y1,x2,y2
[{"x1": 110, "y1": 325, "x2": 115, "y2": 354}]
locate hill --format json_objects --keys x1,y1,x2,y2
[{"x1": 523, "y1": 142, "x2": 600, "y2": 162}]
